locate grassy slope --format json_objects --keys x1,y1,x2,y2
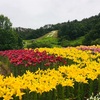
[
  {"x1": 23, "y1": 30, "x2": 85, "y2": 48},
  {"x1": 23, "y1": 30, "x2": 59, "y2": 48},
  {"x1": 36, "y1": 30, "x2": 58, "y2": 39},
  {"x1": 69, "y1": 36, "x2": 85, "y2": 46}
]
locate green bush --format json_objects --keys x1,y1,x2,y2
[
  {"x1": 26, "y1": 37, "x2": 59, "y2": 48},
  {"x1": 0, "y1": 29, "x2": 23, "y2": 50},
  {"x1": 91, "y1": 38, "x2": 100, "y2": 45}
]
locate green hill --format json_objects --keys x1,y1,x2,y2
[
  {"x1": 23, "y1": 30, "x2": 60, "y2": 48},
  {"x1": 15, "y1": 13, "x2": 100, "y2": 48},
  {"x1": 23, "y1": 30, "x2": 86, "y2": 48}
]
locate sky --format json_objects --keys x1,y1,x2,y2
[{"x1": 0, "y1": 0, "x2": 100, "y2": 29}]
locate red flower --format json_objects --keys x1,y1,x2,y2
[{"x1": 44, "y1": 62, "x2": 51, "y2": 66}]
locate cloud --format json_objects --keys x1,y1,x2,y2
[{"x1": 0, "y1": 0, "x2": 100, "y2": 29}]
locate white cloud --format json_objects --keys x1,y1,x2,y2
[{"x1": 0, "y1": 0, "x2": 100, "y2": 29}]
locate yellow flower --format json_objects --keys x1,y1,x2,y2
[
  {"x1": 16, "y1": 89, "x2": 25, "y2": 100},
  {"x1": 75, "y1": 75, "x2": 88, "y2": 83},
  {"x1": 61, "y1": 79, "x2": 74, "y2": 87},
  {"x1": 3, "y1": 93, "x2": 13, "y2": 100}
]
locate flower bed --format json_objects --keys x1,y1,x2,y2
[
  {"x1": 0, "y1": 49, "x2": 66, "y2": 76},
  {"x1": 0, "y1": 46, "x2": 100, "y2": 100}
]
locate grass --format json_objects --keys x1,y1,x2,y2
[
  {"x1": 69, "y1": 36, "x2": 85, "y2": 46},
  {"x1": 23, "y1": 30, "x2": 59, "y2": 48},
  {"x1": 23, "y1": 31, "x2": 85, "y2": 48}
]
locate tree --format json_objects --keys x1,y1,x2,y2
[
  {"x1": 0, "y1": 14, "x2": 22, "y2": 50},
  {"x1": 0, "y1": 14, "x2": 12, "y2": 30}
]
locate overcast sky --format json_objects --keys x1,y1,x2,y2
[{"x1": 0, "y1": 0, "x2": 100, "y2": 29}]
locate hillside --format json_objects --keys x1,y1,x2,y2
[
  {"x1": 23, "y1": 30, "x2": 59, "y2": 48},
  {"x1": 15, "y1": 13, "x2": 100, "y2": 48},
  {"x1": 36, "y1": 30, "x2": 58, "y2": 39}
]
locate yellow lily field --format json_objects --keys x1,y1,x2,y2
[{"x1": 0, "y1": 45, "x2": 100, "y2": 100}]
